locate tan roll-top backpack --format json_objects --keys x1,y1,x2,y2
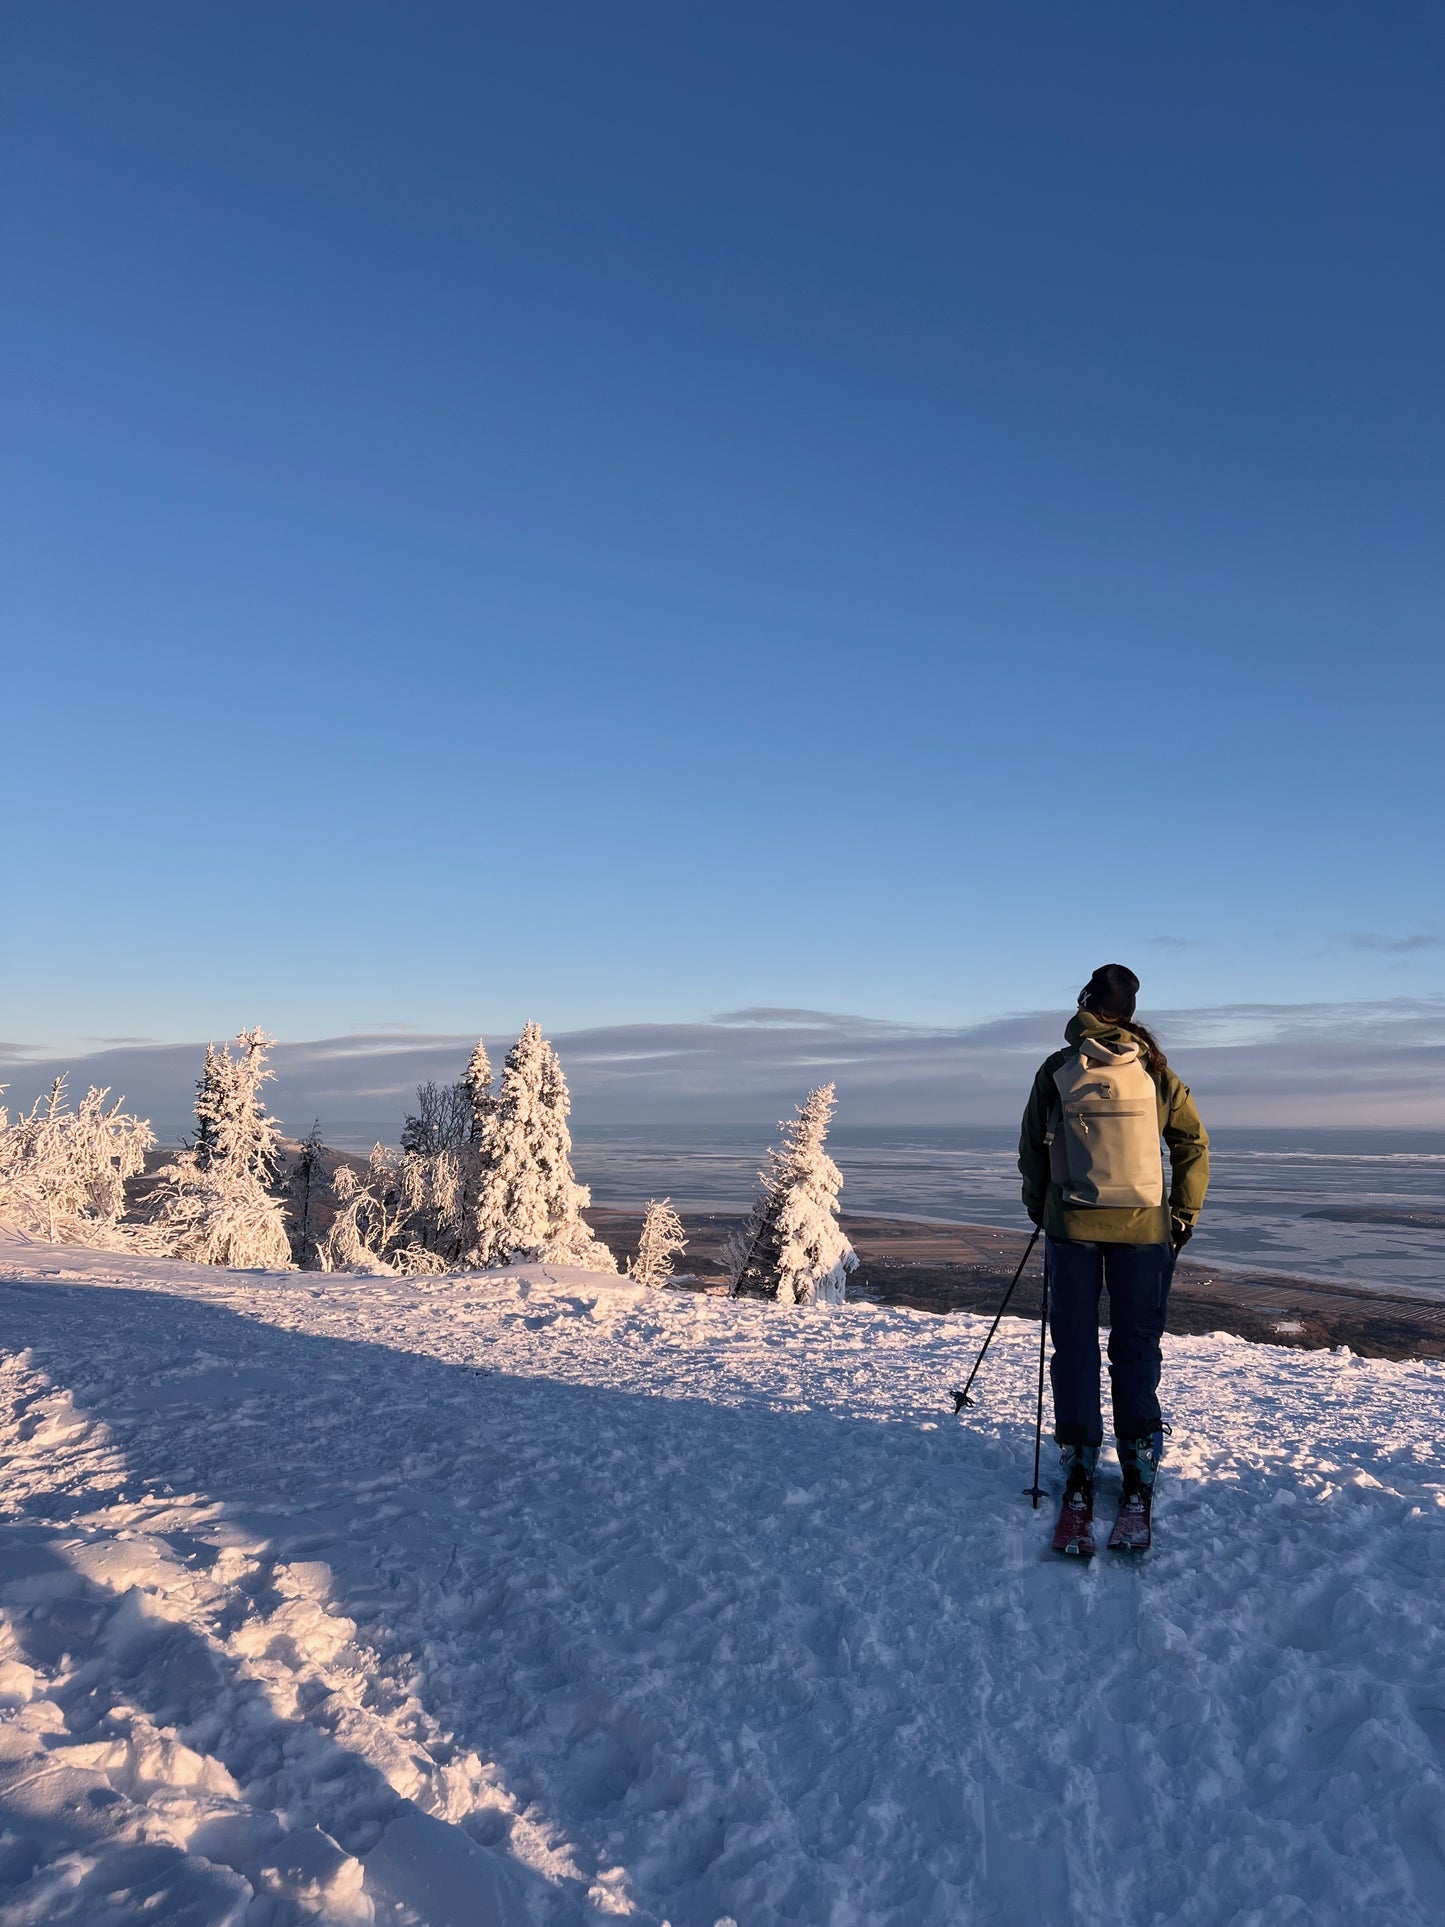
[{"x1": 1046, "y1": 1035, "x2": 1164, "y2": 1208}]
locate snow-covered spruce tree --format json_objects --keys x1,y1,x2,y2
[
  {"x1": 191, "y1": 1042, "x2": 230, "y2": 1171},
  {"x1": 284, "y1": 1120, "x2": 334, "y2": 1269},
  {"x1": 445, "y1": 1037, "x2": 496, "y2": 1262},
  {"x1": 185, "y1": 1029, "x2": 286, "y2": 1188},
  {"x1": 630, "y1": 1198, "x2": 686, "y2": 1288},
  {"x1": 728, "y1": 1083, "x2": 858, "y2": 1306},
  {"x1": 149, "y1": 1029, "x2": 292, "y2": 1269},
  {"x1": 464, "y1": 1023, "x2": 616, "y2": 1272},
  {"x1": 0, "y1": 1076, "x2": 154, "y2": 1248},
  {"x1": 460, "y1": 1039, "x2": 493, "y2": 1145}
]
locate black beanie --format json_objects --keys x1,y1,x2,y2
[{"x1": 1079, "y1": 964, "x2": 1140, "y2": 1022}]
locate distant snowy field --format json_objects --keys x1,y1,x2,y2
[
  {"x1": 2, "y1": 1236, "x2": 1443, "y2": 1926},
  {"x1": 571, "y1": 1126, "x2": 1445, "y2": 1292}
]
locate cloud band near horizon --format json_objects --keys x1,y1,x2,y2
[{"x1": 2, "y1": 1000, "x2": 1442, "y2": 1146}]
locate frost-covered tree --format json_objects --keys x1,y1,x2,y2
[
  {"x1": 191, "y1": 1044, "x2": 224, "y2": 1168},
  {"x1": 0, "y1": 1076, "x2": 154, "y2": 1248},
  {"x1": 322, "y1": 1146, "x2": 402, "y2": 1272},
  {"x1": 398, "y1": 1078, "x2": 467, "y2": 1257},
  {"x1": 149, "y1": 1028, "x2": 292, "y2": 1269},
  {"x1": 284, "y1": 1120, "x2": 334, "y2": 1269},
  {"x1": 205, "y1": 1029, "x2": 284, "y2": 1184},
  {"x1": 728, "y1": 1083, "x2": 858, "y2": 1307},
  {"x1": 460, "y1": 1040, "x2": 493, "y2": 1145},
  {"x1": 400, "y1": 1080, "x2": 470, "y2": 1158},
  {"x1": 464, "y1": 1022, "x2": 616, "y2": 1272},
  {"x1": 630, "y1": 1198, "x2": 686, "y2": 1288},
  {"x1": 321, "y1": 1144, "x2": 450, "y2": 1275},
  {"x1": 444, "y1": 1037, "x2": 496, "y2": 1262},
  {"x1": 400, "y1": 1064, "x2": 488, "y2": 1258},
  {"x1": 400, "y1": 1138, "x2": 462, "y2": 1259},
  {"x1": 187, "y1": 1035, "x2": 282, "y2": 1187}
]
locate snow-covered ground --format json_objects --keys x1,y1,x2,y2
[{"x1": 2, "y1": 1234, "x2": 1443, "y2": 1926}]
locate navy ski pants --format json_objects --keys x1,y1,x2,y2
[{"x1": 1045, "y1": 1237, "x2": 1174, "y2": 1447}]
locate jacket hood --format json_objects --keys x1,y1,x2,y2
[{"x1": 1063, "y1": 1010, "x2": 1141, "y2": 1063}]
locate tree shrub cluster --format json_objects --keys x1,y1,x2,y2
[
  {"x1": 0, "y1": 1077, "x2": 154, "y2": 1249},
  {"x1": 0, "y1": 1030, "x2": 856, "y2": 1303}
]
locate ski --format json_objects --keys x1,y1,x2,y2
[
  {"x1": 1051, "y1": 1483, "x2": 1095, "y2": 1557},
  {"x1": 1106, "y1": 1486, "x2": 1152, "y2": 1553}
]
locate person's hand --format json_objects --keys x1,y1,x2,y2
[{"x1": 1171, "y1": 1214, "x2": 1194, "y2": 1250}]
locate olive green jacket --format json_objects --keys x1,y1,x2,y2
[{"x1": 1018, "y1": 1011, "x2": 1209, "y2": 1245}]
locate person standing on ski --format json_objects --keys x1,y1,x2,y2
[{"x1": 1018, "y1": 965, "x2": 1209, "y2": 1543}]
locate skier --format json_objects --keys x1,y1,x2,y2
[{"x1": 1018, "y1": 965, "x2": 1209, "y2": 1553}]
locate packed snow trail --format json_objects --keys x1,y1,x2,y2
[{"x1": 1, "y1": 1237, "x2": 1443, "y2": 1925}]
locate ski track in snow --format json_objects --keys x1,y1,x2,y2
[{"x1": 1, "y1": 1236, "x2": 1443, "y2": 1926}]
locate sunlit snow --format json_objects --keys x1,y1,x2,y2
[{"x1": 2, "y1": 1233, "x2": 1442, "y2": 1924}]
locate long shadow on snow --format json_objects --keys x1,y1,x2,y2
[
  {"x1": 1, "y1": 1278, "x2": 1085, "y2": 1922},
  {"x1": 3, "y1": 1277, "x2": 1427, "y2": 1927}
]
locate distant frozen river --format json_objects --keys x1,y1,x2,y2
[{"x1": 573, "y1": 1125, "x2": 1445, "y2": 1295}]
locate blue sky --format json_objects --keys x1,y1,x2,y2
[{"x1": 2, "y1": 2, "x2": 1441, "y2": 1078}]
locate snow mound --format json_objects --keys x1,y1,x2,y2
[{"x1": 1, "y1": 1233, "x2": 1443, "y2": 1924}]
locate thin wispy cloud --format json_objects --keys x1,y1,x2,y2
[
  {"x1": 710, "y1": 1008, "x2": 933, "y2": 1034},
  {"x1": 1342, "y1": 933, "x2": 1442, "y2": 954}
]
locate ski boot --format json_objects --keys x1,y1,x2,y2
[
  {"x1": 1051, "y1": 1444, "x2": 1098, "y2": 1557},
  {"x1": 1107, "y1": 1435, "x2": 1160, "y2": 1553}
]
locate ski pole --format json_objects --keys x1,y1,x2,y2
[
  {"x1": 951, "y1": 1224, "x2": 1041, "y2": 1412},
  {"x1": 1024, "y1": 1265, "x2": 1050, "y2": 1508}
]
